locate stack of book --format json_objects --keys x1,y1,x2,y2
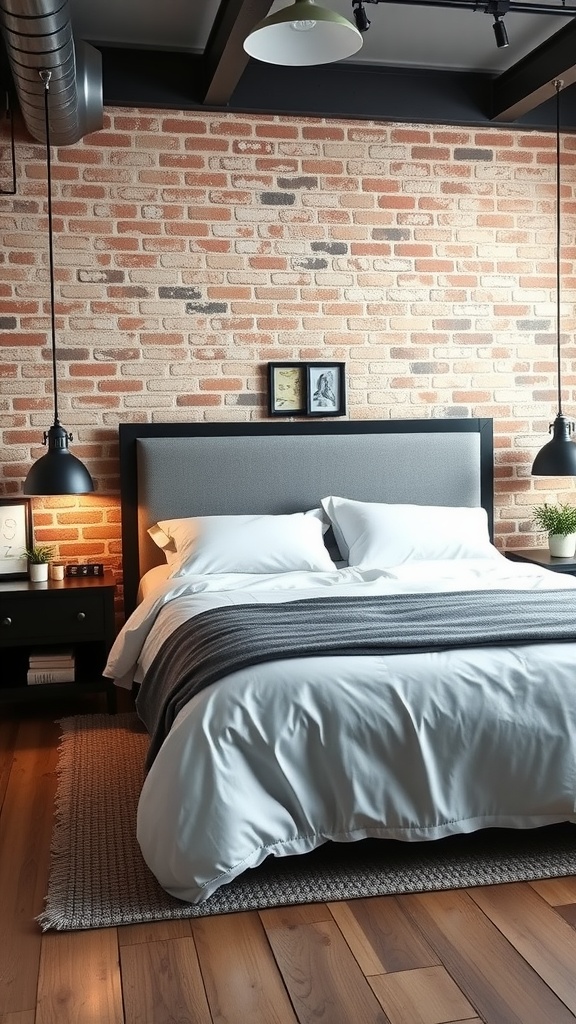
[{"x1": 27, "y1": 648, "x2": 76, "y2": 685}]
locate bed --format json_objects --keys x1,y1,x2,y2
[{"x1": 105, "y1": 417, "x2": 576, "y2": 904}]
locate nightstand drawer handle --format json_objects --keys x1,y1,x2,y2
[
  {"x1": 76, "y1": 611, "x2": 86, "y2": 621},
  {"x1": 1, "y1": 616, "x2": 11, "y2": 627}
]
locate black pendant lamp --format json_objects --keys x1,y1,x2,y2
[
  {"x1": 23, "y1": 70, "x2": 94, "y2": 496},
  {"x1": 531, "y1": 79, "x2": 576, "y2": 477}
]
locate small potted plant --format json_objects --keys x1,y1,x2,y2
[
  {"x1": 25, "y1": 543, "x2": 55, "y2": 582},
  {"x1": 532, "y1": 501, "x2": 576, "y2": 557}
]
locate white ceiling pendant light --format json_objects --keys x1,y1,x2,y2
[{"x1": 243, "y1": 0, "x2": 363, "y2": 66}]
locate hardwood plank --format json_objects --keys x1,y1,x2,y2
[
  {"x1": 118, "y1": 920, "x2": 193, "y2": 946},
  {"x1": 259, "y1": 904, "x2": 332, "y2": 928},
  {"x1": 192, "y1": 911, "x2": 299, "y2": 1024},
  {"x1": 327, "y1": 900, "x2": 387, "y2": 976},
  {"x1": 401, "y1": 889, "x2": 576, "y2": 1024},
  {"x1": 0, "y1": 720, "x2": 59, "y2": 1018},
  {"x1": 0, "y1": 1010, "x2": 36, "y2": 1024},
  {"x1": 36, "y1": 929, "x2": 123, "y2": 1024},
  {"x1": 263, "y1": 917, "x2": 390, "y2": 1024},
  {"x1": 0, "y1": 718, "x2": 19, "y2": 814},
  {"x1": 120, "y1": 936, "x2": 212, "y2": 1024},
  {"x1": 369, "y1": 965, "x2": 477, "y2": 1024},
  {"x1": 328, "y1": 897, "x2": 440, "y2": 976},
  {"x1": 557, "y1": 904, "x2": 576, "y2": 929},
  {"x1": 529, "y1": 877, "x2": 576, "y2": 906},
  {"x1": 469, "y1": 882, "x2": 576, "y2": 1016}
]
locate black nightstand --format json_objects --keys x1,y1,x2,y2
[
  {"x1": 0, "y1": 573, "x2": 117, "y2": 711},
  {"x1": 505, "y1": 548, "x2": 576, "y2": 576}
]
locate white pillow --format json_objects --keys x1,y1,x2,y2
[
  {"x1": 147, "y1": 522, "x2": 179, "y2": 563},
  {"x1": 148, "y1": 510, "x2": 336, "y2": 576},
  {"x1": 137, "y1": 563, "x2": 172, "y2": 602},
  {"x1": 321, "y1": 496, "x2": 496, "y2": 568}
]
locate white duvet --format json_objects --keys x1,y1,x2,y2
[{"x1": 105, "y1": 554, "x2": 576, "y2": 904}]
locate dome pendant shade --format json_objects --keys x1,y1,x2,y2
[
  {"x1": 243, "y1": 0, "x2": 363, "y2": 65},
  {"x1": 23, "y1": 423, "x2": 94, "y2": 495},
  {"x1": 531, "y1": 414, "x2": 576, "y2": 477}
]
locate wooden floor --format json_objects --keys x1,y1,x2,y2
[{"x1": 2, "y1": 702, "x2": 576, "y2": 1024}]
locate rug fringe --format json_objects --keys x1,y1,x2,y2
[{"x1": 37, "y1": 713, "x2": 141, "y2": 932}]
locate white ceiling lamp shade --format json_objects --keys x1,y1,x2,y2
[{"x1": 243, "y1": 0, "x2": 363, "y2": 66}]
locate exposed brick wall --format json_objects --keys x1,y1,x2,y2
[{"x1": 1, "y1": 108, "x2": 575, "y2": 600}]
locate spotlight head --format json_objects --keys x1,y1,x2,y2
[
  {"x1": 493, "y1": 15, "x2": 509, "y2": 48},
  {"x1": 352, "y1": 1, "x2": 370, "y2": 32}
]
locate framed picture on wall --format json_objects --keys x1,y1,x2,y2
[
  {"x1": 0, "y1": 497, "x2": 32, "y2": 579},
  {"x1": 268, "y1": 361, "x2": 347, "y2": 418},
  {"x1": 268, "y1": 363, "x2": 306, "y2": 416},
  {"x1": 306, "y1": 363, "x2": 346, "y2": 417}
]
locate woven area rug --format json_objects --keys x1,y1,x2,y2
[{"x1": 39, "y1": 712, "x2": 576, "y2": 931}]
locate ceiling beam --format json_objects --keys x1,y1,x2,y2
[
  {"x1": 201, "y1": 0, "x2": 273, "y2": 106},
  {"x1": 98, "y1": 44, "x2": 576, "y2": 130},
  {"x1": 492, "y1": 18, "x2": 576, "y2": 120}
]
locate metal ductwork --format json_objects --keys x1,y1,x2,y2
[{"x1": 0, "y1": 0, "x2": 103, "y2": 145}]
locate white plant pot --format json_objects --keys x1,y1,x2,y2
[
  {"x1": 548, "y1": 533, "x2": 576, "y2": 558},
  {"x1": 29, "y1": 562, "x2": 49, "y2": 582}
]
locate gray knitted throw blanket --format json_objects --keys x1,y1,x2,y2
[{"x1": 136, "y1": 587, "x2": 576, "y2": 766}]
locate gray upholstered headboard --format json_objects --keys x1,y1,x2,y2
[{"x1": 119, "y1": 418, "x2": 493, "y2": 616}]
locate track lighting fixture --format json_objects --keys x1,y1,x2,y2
[
  {"x1": 346, "y1": 0, "x2": 576, "y2": 54},
  {"x1": 352, "y1": 1, "x2": 371, "y2": 31},
  {"x1": 488, "y1": 0, "x2": 510, "y2": 47},
  {"x1": 492, "y1": 14, "x2": 509, "y2": 47}
]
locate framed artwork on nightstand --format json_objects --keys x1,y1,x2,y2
[{"x1": 0, "y1": 498, "x2": 32, "y2": 579}]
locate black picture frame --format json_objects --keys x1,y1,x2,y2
[
  {"x1": 268, "y1": 362, "x2": 306, "y2": 416},
  {"x1": 306, "y1": 362, "x2": 346, "y2": 417},
  {"x1": 0, "y1": 497, "x2": 32, "y2": 579},
  {"x1": 268, "y1": 361, "x2": 347, "y2": 418}
]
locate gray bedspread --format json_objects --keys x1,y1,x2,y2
[{"x1": 136, "y1": 587, "x2": 576, "y2": 767}]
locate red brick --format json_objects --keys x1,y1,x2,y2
[{"x1": 176, "y1": 394, "x2": 222, "y2": 406}]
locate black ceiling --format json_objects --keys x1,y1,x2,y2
[
  {"x1": 5, "y1": 0, "x2": 576, "y2": 132},
  {"x1": 99, "y1": 0, "x2": 576, "y2": 132}
]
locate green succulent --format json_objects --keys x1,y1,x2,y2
[
  {"x1": 24, "y1": 543, "x2": 55, "y2": 564},
  {"x1": 532, "y1": 501, "x2": 576, "y2": 537}
]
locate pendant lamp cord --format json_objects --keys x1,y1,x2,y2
[
  {"x1": 40, "y1": 69, "x2": 60, "y2": 427},
  {"x1": 554, "y1": 78, "x2": 563, "y2": 418}
]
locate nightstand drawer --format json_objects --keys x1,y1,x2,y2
[{"x1": 0, "y1": 594, "x2": 105, "y2": 644}]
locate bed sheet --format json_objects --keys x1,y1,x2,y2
[{"x1": 104, "y1": 557, "x2": 576, "y2": 904}]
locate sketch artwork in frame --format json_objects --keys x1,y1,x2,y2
[
  {"x1": 0, "y1": 497, "x2": 32, "y2": 579},
  {"x1": 306, "y1": 362, "x2": 346, "y2": 417},
  {"x1": 268, "y1": 362, "x2": 306, "y2": 416}
]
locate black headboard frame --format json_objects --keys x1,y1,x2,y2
[{"x1": 119, "y1": 418, "x2": 494, "y2": 617}]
